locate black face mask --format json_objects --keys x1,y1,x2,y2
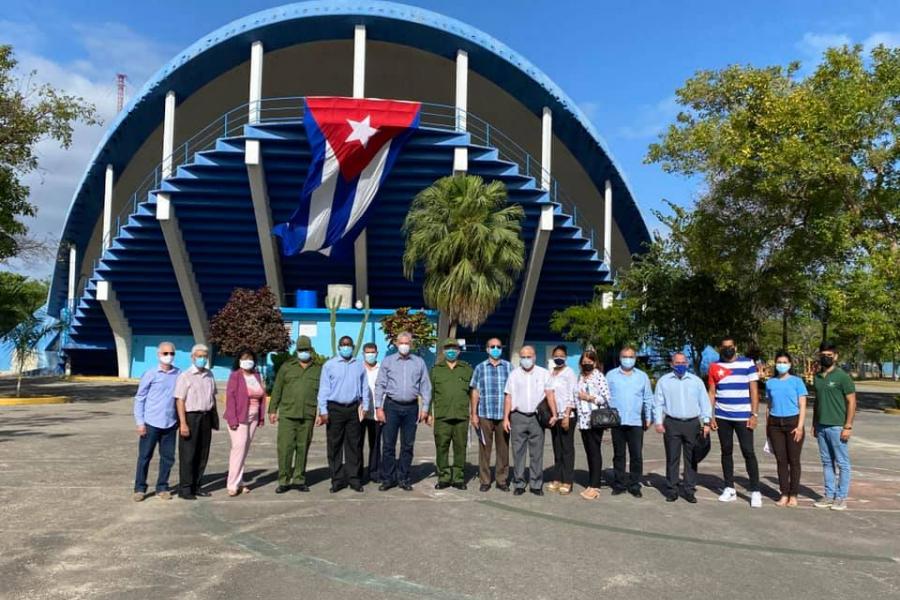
[
  {"x1": 720, "y1": 347, "x2": 736, "y2": 360},
  {"x1": 553, "y1": 357, "x2": 566, "y2": 367},
  {"x1": 582, "y1": 364, "x2": 594, "y2": 372},
  {"x1": 819, "y1": 355, "x2": 835, "y2": 368}
]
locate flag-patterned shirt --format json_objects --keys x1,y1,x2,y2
[{"x1": 708, "y1": 356, "x2": 758, "y2": 421}]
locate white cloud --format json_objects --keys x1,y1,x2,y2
[
  {"x1": 863, "y1": 31, "x2": 900, "y2": 51},
  {"x1": 614, "y1": 95, "x2": 680, "y2": 141},
  {"x1": 797, "y1": 30, "x2": 899, "y2": 71},
  {"x1": 577, "y1": 101, "x2": 601, "y2": 125}
]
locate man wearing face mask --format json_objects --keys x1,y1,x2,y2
[
  {"x1": 374, "y1": 332, "x2": 432, "y2": 491},
  {"x1": 269, "y1": 336, "x2": 322, "y2": 493},
  {"x1": 358, "y1": 342, "x2": 382, "y2": 485},
  {"x1": 470, "y1": 338, "x2": 512, "y2": 492},
  {"x1": 174, "y1": 344, "x2": 219, "y2": 500},
  {"x1": 605, "y1": 345, "x2": 654, "y2": 498},
  {"x1": 811, "y1": 342, "x2": 856, "y2": 511},
  {"x1": 429, "y1": 339, "x2": 474, "y2": 490},
  {"x1": 318, "y1": 335, "x2": 368, "y2": 493},
  {"x1": 132, "y1": 341, "x2": 180, "y2": 502},
  {"x1": 654, "y1": 353, "x2": 711, "y2": 503},
  {"x1": 707, "y1": 337, "x2": 761, "y2": 508}
]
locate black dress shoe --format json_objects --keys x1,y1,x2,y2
[
  {"x1": 195, "y1": 490, "x2": 211, "y2": 497},
  {"x1": 452, "y1": 482, "x2": 467, "y2": 491},
  {"x1": 399, "y1": 482, "x2": 414, "y2": 491},
  {"x1": 479, "y1": 484, "x2": 491, "y2": 493},
  {"x1": 379, "y1": 482, "x2": 397, "y2": 491},
  {"x1": 435, "y1": 482, "x2": 451, "y2": 490},
  {"x1": 329, "y1": 483, "x2": 346, "y2": 494},
  {"x1": 180, "y1": 493, "x2": 197, "y2": 501},
  {"x1": 629, "y1": 488, "x2": 643, "y2": 498},
  {"x1": 611, "y1": 488, "x2": 627, "y2": 496},
  {"x1": 530, "y1": 488, "x2": 544, "y2": 496},
  {"x1": 275, "y1": 485, "x2": 291, "y2": 494},
  {"x1": 497, "y1": 484, "x2": 510, "y2": 492},
  {"x1": 295, "y1": 484, "x2": 310, "y2": 492},
  {"x1": 666, "y1": 492, "x2": 678, "y2": 502},
  {"x1": 684, "y1": 493, "x2": 698, "y2": 504},
  {"x1": 513, "y1": 488, "x2": 526, "y2": 496},
  {"x1": 350, "y1": 485, "x2": 364, "y2": 493}
]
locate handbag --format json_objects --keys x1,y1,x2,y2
[
  {"x1": 589, "y1": 405, "x2": 620, "y2": 429},
  {"x1": 536, "y1": 398, "x2": 553, "y2": 429}
]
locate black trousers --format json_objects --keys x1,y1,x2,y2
[
  {"x1": 580, "y1": 428, "x2": 605, "y2": 488},
  {"x1": 359, "y1": 418, "x2": 383, "y2": 483},
  {"x1": 326, "y1": 401, "x2": 362, "y2": 487},
  {"x1": 178, "y1": 410, "x2": 213, "y2": 495},
  {"x1": 611, "y1": 425, "x2": 644, "y2": 492},
  {"x1": 717, "y1": 418, "x2": 760, "y2": 491},
  {"x1": 664, "y1": 416, "x2": 700, "y2": 494},
  {"x1": 767, "y1": 415, "x2": 803, "y2": 496},
  {"x1": 549, "y1": 421, "x2": 575, "y2": 484}
]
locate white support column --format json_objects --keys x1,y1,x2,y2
[
  {"x1": 156, "y1": 193, "x2": 209, "y2": 344},
  {"x1": 67, "y1": 245, "x2": 77, "y2": 311},
  {"x1": 540, "y1": 107, "x2": 552, "y2": 191},
  {"x1": 510, "y1": 205, "x2": 554, "y2": 364},
  {"x1": 603, "y1": 179, "x2": 613, "y2": 267},
  {"x1": 245, "y1": 140, "x2": 284, "y2": 301},
  {"x1": 248, "y1": 41, "x2": 264, "y2": 124},
  {"x1": 96, "y1": 280, "x2": 132, "y2": 378},
  {"x1": 455, "y1": 50, "x2": 468, "y2": 132},
  {"x1": 162, "y1": 91, "x2": 176, "y2": 179},
  {"x1": 353, "y1": 24, "x2": 368, "y2": 304},
  {"x1": 102, "y1": 165, "x2": 114, "y2": 250}
]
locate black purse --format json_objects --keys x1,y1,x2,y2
[
  {"x1": 536, "y1": 398, "x2": 553, "y2": 429},
  {"x1": 589, "y1": 405, "x2": 620, "y2": 429}
]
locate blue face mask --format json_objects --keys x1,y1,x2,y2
[
  {"x1": 364, "y1": 352, "x2": 377, "y2": 365},
  {"x1": 339, "y1": 346, "x2": 353, "y2": 359},
  {"x1": 297, "y1": 351, "x2": 311, "y2": 362},
  {"x1": 775, "y1": 363, "x2": 791, "y2": 375},
  {"x1": 673, "y1": 364, "x2": 688, "y2": 377},
  {"x1": 445, "y1": 349, "x2": 459, "y2": 361},
  {"x1": 488, "y1": 347, "x2": 502, "y2": 360},
  {"x1": 620, "y1": 357, "x2": 636, "y2": 370},
  {"x1": 194, "y1": 356, "x2": 208, "y2": 369}
]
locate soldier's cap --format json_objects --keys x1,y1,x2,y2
[
  {"x1": 296, "y1": 336, "x2": 313, "y2": 351},
  {"x1": 442, "y1": 338, "x2": 460, "y2": 348}
]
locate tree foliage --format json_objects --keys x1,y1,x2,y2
[
  {"x1": 402, "y1": 174, "x2": 525, "y2": 336},
  {"x1": 380, "y1": 307, "x2": 436, "y2": 352},
  {"x1": 0, "y1": 45, "x2": 99, "y2": 260},
  {"x1": 0, "y1": 271, "x2": 47, "y2": 334},
  {"x1": 209, "y1": 287, "x2": 291, "y2": 358},
  {"x1": 549, "y1": 286, "x2": 635, "y2": 355},
  {"x1": 2, "y1": 314, "x2": 61, "y2": 396}
]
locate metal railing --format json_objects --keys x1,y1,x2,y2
[{"x1": 95, "y1": 97, "x2": 605, "y2": 274}]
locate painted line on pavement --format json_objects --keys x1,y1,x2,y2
[{"x1": 481, "y1": 500, "x2": 897, "y2": 564}]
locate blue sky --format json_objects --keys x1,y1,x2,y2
[{"x1": 3, "y1": 0, "x2": 899, "y2": 278}]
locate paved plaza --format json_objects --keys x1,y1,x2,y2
[{"x1": 1, "y1": 378, "x2": 898, "y2": 599}]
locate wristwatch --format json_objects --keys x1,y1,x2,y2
[
  {"x1": 702, "y1": 418, "x2": 710, "y2": 425},
  {"x1": 843, "y1": 425, "x2": 853, "y2": 430}
]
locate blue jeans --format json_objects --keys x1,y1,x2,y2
[
  {"x1": 381, "y1": 400, "x2": 418, "y2": 485},
  {"x1": 134, "y1": 424, "x2": 177, "y2": 493},
  {"x1": 815, "y1": 425, "x2": 851, "y2": 500}
]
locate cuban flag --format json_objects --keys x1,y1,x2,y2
[{"x1": 273, "y1": 96, "x2": 421, "y2": 256}]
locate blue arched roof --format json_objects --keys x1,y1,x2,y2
[{"x1": 49, "y1": 0, "x2": 651, "y2": 314}]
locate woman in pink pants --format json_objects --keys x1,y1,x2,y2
[{"x1": 224, "y1": 351, "x2": 267, "y2": 496}]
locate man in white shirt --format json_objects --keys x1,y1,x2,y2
[
  {"x1": 503, "y1": 345, "x2": 557, "y2": 496},
  {"x1": 358, "y1": 342, "x2": 382, "y2": 484}
]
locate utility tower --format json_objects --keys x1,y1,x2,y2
[{"x1": 116, "y1": 73, "x2": 127, "y2": 112}]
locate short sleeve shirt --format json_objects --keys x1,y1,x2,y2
[
  {"x1": 813, "y1": 368, "x2": 855, "y2": 426},
  {"x1": 504, "y1": 366, "x2": 553, "y2": 414},
  {"x1": 708, "y1": 357, "x2": 759, "y2": 421},
  {"x1": 174, "y1": 366, "x2": 217, "y2": 412},
  {"x1": 765, "y1": 375, "x2": 807, "y2": 417}
]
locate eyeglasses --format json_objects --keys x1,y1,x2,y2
[
  {"x1": 488, "y1": 345, "x2": 502, "y2": 349},
  {"x1": 161, "y1": 352, "x2": 175, "y2": 356}
]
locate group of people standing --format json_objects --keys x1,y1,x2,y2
[{"x1": 132, "y1": 334, "x2": 857, "y2": 512}]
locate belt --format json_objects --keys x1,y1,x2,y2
[
  {"x1": 512, "y1": 410, "x2": 537, "y2": 417},
  {"x1": 385, "y1": 396, "x2": 417, "y2": 404},
  {"x1": 327, "y1": 399, "x2": 361, "y2": 406},
  {"x1": 664, "y1": 415, "x2": 699, "y2": 422}
]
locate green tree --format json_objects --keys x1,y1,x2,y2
[
  {"x1": 380, "y1": 307, "x2": 437, "y2": 353},
  {"x1": 0, "y1": 272, "x2": 48, "y2": 334},
  {"x1": 0, "y1": 45, "x2": 99, "y2": 260},
  {"x1": 402, "y1": 174, "x2": 525, "y2": 337},
  {"x1": 549, "y1": 285, "x2": 635, "y2": 354},
  {"x1": 3, "y1": 314, "x2": 61, "y2": 397}
]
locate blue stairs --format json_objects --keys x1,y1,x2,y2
[{"x1": 67, "y1": 120, "x2": 609, "y2": 351}]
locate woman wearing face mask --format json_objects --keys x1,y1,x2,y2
[
  {"x1": 574, "y1": 350, "x2": 611, "y2": 500},
  {"x1": 765, "y1": 350, "x2": 808, "y2": 507},
  {"x1": 224, "y1": 350, "x2": 267, "y2": 496},
  {"x1": 548, "y1": 345, "x2": 577, "y2": 495}
]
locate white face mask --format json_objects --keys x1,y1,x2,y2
[
  {"x1": 160, "y1": 354, "x2": 174, "y2": 366},
  {"x1": 240, "y1": 359, "x2": 255, "y2": 370},
  {"x1": 520, "y1": 357, "x2": 535, "y2": 370},
  {"x1": 397, "y1": 344, "x2": 411, "y2": 355}
]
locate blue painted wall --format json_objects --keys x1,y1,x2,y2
[{"x1": 131, "y1": 335, "x2": 234, "y2": 381}]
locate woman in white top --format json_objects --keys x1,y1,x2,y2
[
  {"x1": 575, "y1": 349, "x2": 610, "y2": 500},
  {"x1": 548, "y1": 345, "x2": 577, "y2": 494}
]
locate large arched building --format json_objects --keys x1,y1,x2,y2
[{"x1": 50, "y1": 0, "x2": 650, "y2": 377}]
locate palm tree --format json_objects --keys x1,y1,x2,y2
[{"x1": 402, "y1": 174, "x2": 526, "y2": 337}]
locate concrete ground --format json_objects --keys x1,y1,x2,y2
[{"x1": 1, "y1": 378, "x2": 898, "y2": 600}]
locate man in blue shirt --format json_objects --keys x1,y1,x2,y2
[
  {"x1": 606, "y1": 345, "x2": 653, "y2": 498},
  {"x1": 318, "y1": 335, "x2": 368, "y2": 493},
  {"x1": 132, "y1": 342, "x2": 180, "y2": 501},
  {"x1": 469, "y1": 337, "x2": 512, "y2": 492},
  {"x1": 654, "y1": 352, "x2": 711, "y2": 503}
]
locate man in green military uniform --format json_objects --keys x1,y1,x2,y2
[
  {"x1": 268, "y1": 336, "x2": 322, "y2": 494},
  {"x1": 429, "y1": 338, "x2": 474, "y2": 490}
]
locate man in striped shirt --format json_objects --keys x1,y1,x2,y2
[{"x1": 708, "y1": 337, "x2": 761, "y2": 507}]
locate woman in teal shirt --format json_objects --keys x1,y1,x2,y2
[{"x1": 765, "y1": 351, "x2": 808, "y2": 507}]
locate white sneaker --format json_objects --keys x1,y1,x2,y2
[
  {"x1": 831, "y1": 498, "x2": 848, "y2": 511},
  {"x1": 718, "y1": 487, "x2": 737, "y2": 502},
  {"x1": 750, "y1": 491, "x2": 762, "y2": 508}
]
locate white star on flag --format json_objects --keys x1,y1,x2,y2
[{"x1": 345, "y1": 115, "x2": 379, "y2": 147}]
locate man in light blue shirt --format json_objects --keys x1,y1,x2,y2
[
  {"x1": 653, "y1": 352, "x2": 711, "y2": 504},
  {"x1": 317, "y1": 336, "x2": 367, "y2": 493},
  {"x1": 606, "y1": 345, "x2": 654, "y2": 498},
  {"x1": 132, "y1": 341, "x2": 180, "y2": 502}
]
